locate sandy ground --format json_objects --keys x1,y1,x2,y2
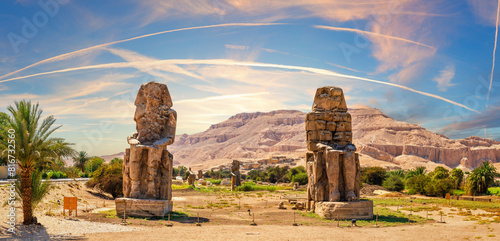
[
  {"x1": 1, "y1": 182, "x2": 500, "y2": 240},
  {"x1": 85, "y1": 222, "x2": 500, "y2": 241}
]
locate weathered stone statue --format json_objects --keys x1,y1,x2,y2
[
  {"x1": 231, "y1": 160, "x2": 241, "y2": 191},
  {"x1": 187, "y1": 168, "x2": 196, "y2": 187},
  {"x1": 305, "y1": 86, "x2": 372, "y2": 219},
  {"x1": 116, "y1": 81, "x2": 176, "y2": 217},
  {"x1": 197, "y1": 170, "x2": 203, "y2": 180}
]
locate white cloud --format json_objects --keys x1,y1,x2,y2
[
  {"x1": 225, "y1": 44, "x2": 249, "y2": 50},
  {"x1": 433, "y1": 64, "x2": 455, "y2": 92}
]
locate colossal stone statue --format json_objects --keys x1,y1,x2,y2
[
  {"x1": 187, "y1": 168, "x2": 196, "y2": 187},
  {"x1": 116, "y1": 81, "x2": 176, "y2": 217},
  {"x1": 231, "y1": 160, "x2": 241, "y2": 191},
  {"x1": 305, "y1": 86, "x2": 370, "y2": 219}
]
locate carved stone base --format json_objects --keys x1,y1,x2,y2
[
  {"x1": 314, "y1": 200, "x2": 373, "y2": 220},
  {"x1": 115, "y1": 198, "x2": 173, "y2": 218}
]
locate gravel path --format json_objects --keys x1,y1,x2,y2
[{"x1": 1, "y1": 214, "x2": 142, "y2": 240}]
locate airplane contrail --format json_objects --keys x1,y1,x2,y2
[
  {"x1": 487, "y1": 0, "x2": 500, "y2": 102},
  {"x1": 314, "y1": 25, "x2": 436, "y2": 50},
  {"x1": 0, "y1": 58, "x2": 479, "y2": 113},
  {"x1": 0, "y1": 23, "x2": 285, "y2": 80}
]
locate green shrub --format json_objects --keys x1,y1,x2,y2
[
  {"x1": 361, "y1": 166, "x2": 387, "y2": 185},
  {"x1": 405, "y1": 175, "x2": 430, "y2": 195},
  {"x1": 382, "y1": 175, "x2": 404, "y2": 191},
  {"x1": 86, "y1": 161, "x2": 123, "y2": 198},
  {"x1": 235, "y1": 182, "x2": 278, "y2": 192},
  {"x1": 110, "y1": 158, "x2": 123, "y2": 165},
  {"x1": 424, "y1": 178, "x2": 453, "y2": 197},
  {"x1": 207, "y1": 179, "x2": 221, "y2": 185},
  {"x1": 237, "y1": 182, "x2": 254, "y2": 191},
  {"x1": 85, "y1": 157, "x2": 104, "y2": 173},
  {"x1": 44, "y1": 170, "x2": 68, "y2": 179},
  {"x1": 292, "y1": 173, "x2": 308, "y2": 185}
]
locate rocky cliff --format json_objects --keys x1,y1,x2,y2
[
  {"x1": 169, "y1": 110, "x2": 307, "y2": 167},
  {"x1": 168, "y1": 108, "x2": 500, "y2": 170}
]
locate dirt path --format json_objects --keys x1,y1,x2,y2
[{"x1": 85, "y1": 222, "x2": 500, "y2": 241}]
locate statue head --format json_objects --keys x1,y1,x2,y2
[
  {"x1": 231, "y1": 160, "x2": 240, "y2": 171},
  {"x1": 133, "y1": 81, "x2": 176, "y2": 144},
  {"x1": 312, "y1": 86, "x2": 347, "y2": 111}
]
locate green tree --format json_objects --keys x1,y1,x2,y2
[
  {"x1": 405, "y1": 166, "x2": 426, "y2": 179},
  {"x1": 177, "y1": 166, "x2": 188, "y2": 176},
  {"x1": 425, "y1": 178, "x2": 453, "y2": 197},
  {"x1": 466, "y1": 161, "x2": 499, "y2": 196},
  {"x1": 73, "y1": 151, "x2": 90, "y2": 173},
  {"x1": 110, "y1": 158, "x2": 123, "y2": 165},
  {"x1": 405, "y1": 175, "x2": 430, "y2": 195},
  {"x1": 0, "y1": 112, "x2": 10, "y2": 165},
  {"x1": 382, "y1": 175, "x2": 404, "y2": 191},
  {"x1": 85, "y1": 157, "x2": 104, "y2": 173},
  {"x1": 450, "y1": 168, "x2": 464, "y2": 189},
  {"x1": 266, "y1": 166, "x2": 289, "y2": 183},
  {"x1": 247, "y1": 169, "x2": 265, "y2": 181},
  {"x1": 0, "y1": 100, "x2": 74, "y2": 224},
  {"x1": 361, "y1": 166, "x2": 387, "y2": 185},
  {"x1": 292, "y1": 172, "x2": 308, "y2": 185},
  {"x1": 386, "y1": 169, "x2": 405, "y2": 178},
  {"x1": 35, "y1": 139, "x2": 75, "y2": 172},
  {"x1": 429, "y1": 166, "x2": 449, "y2": 179},
  {"x1": 86, "y1": 161, "x2": 123, "y2": 198},
  {"x1": 15, "y1": 170, "x2": 53, "y2": 212},
  {"x1": 287, "y1": 166, "x2": 306, "y2": 182}
]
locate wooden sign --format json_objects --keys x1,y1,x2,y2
[
  {"x1": 445, "y1": 193, "x2": 450, "y2": 200},
  {"x1": 64, "y1": 197, "x2": 78, "y2": 216}
]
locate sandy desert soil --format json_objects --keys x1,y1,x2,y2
[{"x1": 1, "y1": 182, "x2": 500, "y2": 240}]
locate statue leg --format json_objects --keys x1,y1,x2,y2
[
  {"x1": 306, "y1": 153, "x2": 315, "y2": 211},
  {"x1": 325, "y1": 150, "x2": 341, "y2": 202},
  {"x1": 313, "y1": 151, "x2": 326, "y2": 201},
  {"x1": 146, "y1": 146, "x2": 162, "y2": 198},
  {"x1": 129, "y1": 146, "x2": 143, "y2": 198},
  {"x1": 343, "y1": 150, "x2": 359, "y2": 201}
]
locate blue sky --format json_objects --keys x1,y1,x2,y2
[{"x1": 0, "y1": 0, "x2": 499, "y2": 156}]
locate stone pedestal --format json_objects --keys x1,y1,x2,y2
[
  {"x1": 116, "y1": 198, "x2": 173, "y2": 218},
  {"x1": 314, "y1": 200, "x2": 373, "y2": 220}
]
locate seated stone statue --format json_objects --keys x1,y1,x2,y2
[
  {"x1": 123, "y1": 82, "x2": 176, "y2": 200},
  {"x1": 306, "y1": 86, "x2": 361, "y2": 210},
  {"x1": 231, "y1": 160, "x2": 241, "y2": 189}
]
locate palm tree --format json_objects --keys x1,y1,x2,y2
[
  {"x1": 15, "y1": 170, "x2": 54, "y2": 212},
  {"x1": 73, "y1": 151, "x2": 90, "y2": 173},
  {"x1": 405, "y1": 166, "x2": 426, "y2": 179},
  {"x1": 466, "y1": 161, "x2": 499, "y2": 196},
  {"x1": 35, "y1": 139, "x2": 75, "y2": 171},
  {"x1": 0, "y1": 100, "x2": 74, "y2": 225}
]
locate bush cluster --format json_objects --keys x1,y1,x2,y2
[
  {"x1": 361, "y1": 166, "x2": 461, "y2": 197},
  {"x1": 86, "y1": 160, "x2": 123, "y2": 198}
]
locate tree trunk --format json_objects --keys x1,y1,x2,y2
[{"x1": 21, "y1": 169, "x2": 32, "y2": 225}]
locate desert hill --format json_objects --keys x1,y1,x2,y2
[{"x1": 167, "y1": 107, "x2": 500, "y2": 171}]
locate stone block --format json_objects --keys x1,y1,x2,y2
[
  {"x1": 115, "y1": 198, "x2": 173, "y2": 218},
  {"x1": 306, "y1": 111, "x2": 333, "y2": 121},
  {"x1": 318, "y1": 130, "x2": 332, "y2": 141},
  {"x1": 314, "y1": 201, "x2": 373, "y2": 220},
  {"x1": 315, "y1": 120, "x2": 326, "y2": 129},
  {"x1": 326, "y1": 121, "x2": 336, "y2": 132},
  {"x1": 307, "y1": 130, "x2": 319, "y2": 141}
]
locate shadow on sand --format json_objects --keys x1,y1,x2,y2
[{"x1": 0, "y1": 223, "x2": 84, "y2": 241}]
